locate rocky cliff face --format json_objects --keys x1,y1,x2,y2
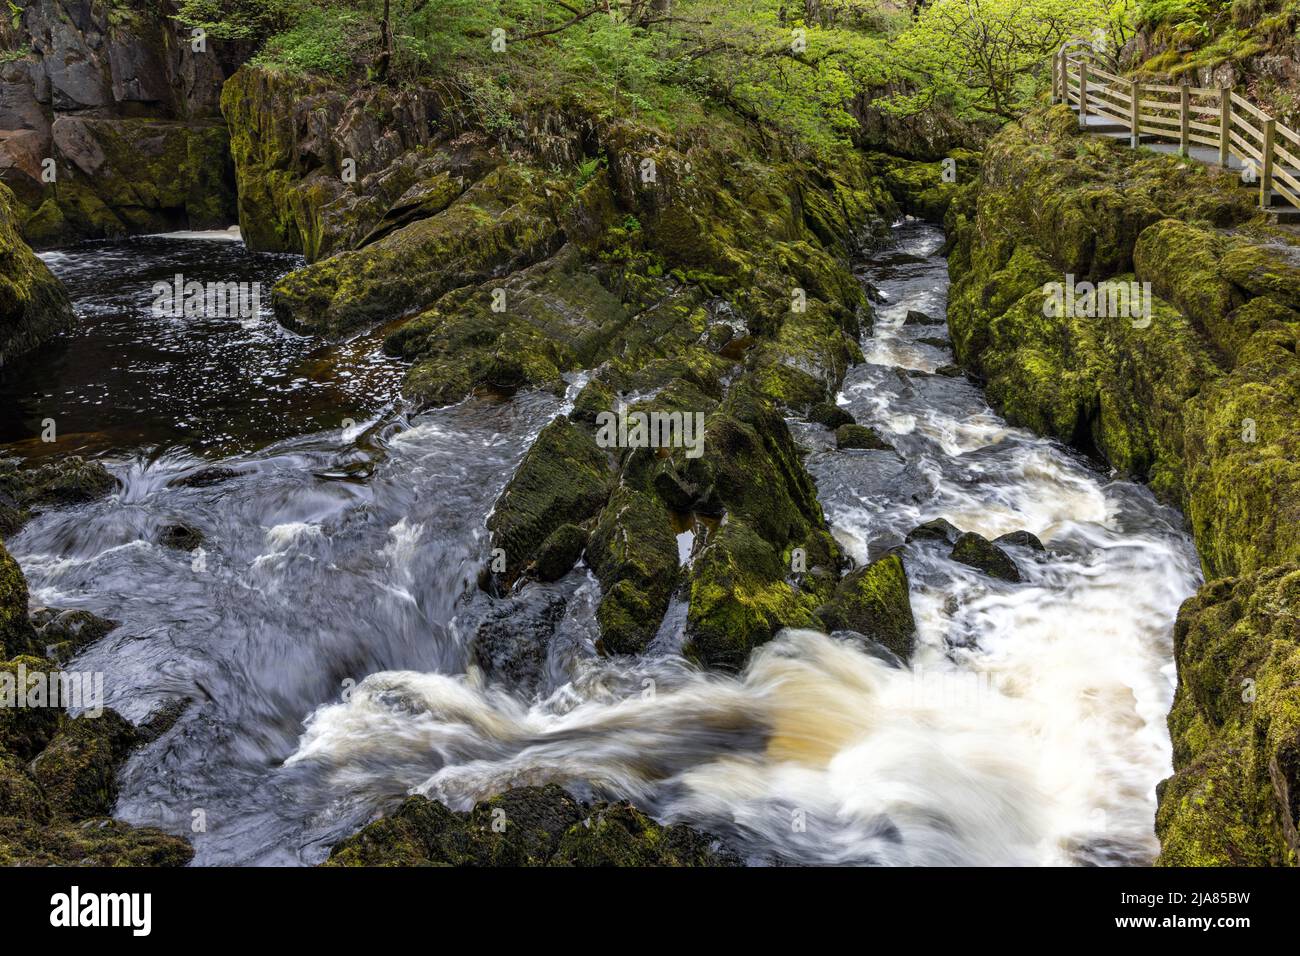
[
  {"x1": 0, "y1": 0, "x2": 245, "y2": 245},
  {"x1": 945, "y1": 106, "x2": 1300, "y2": 865}
]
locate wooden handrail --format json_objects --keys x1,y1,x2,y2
[{"x1": 1055, "y1": 44, "x2": 1298, "y2": 213}]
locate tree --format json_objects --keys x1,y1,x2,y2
[{"x1": 885, "y1": 0, "x2": 1120, "y2": 120}]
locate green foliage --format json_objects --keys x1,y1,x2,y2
[
  {"x1": 171, "y1": 0, "x2": 307, "y2": 40},
  {"x1": 883, "y1": 0, "x2": 1129, "y2": 121},
  {"x1": 1136, "y1": 0, "x2": 1213, "y2": 27},
  {"x1": 250, "y1": 4, "x2": 368, "y2": 76}
]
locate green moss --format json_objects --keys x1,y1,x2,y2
[
  {"x1": 949, "y1": 532, "x2": 1022, "y2": 583},
  {"x1": 486, "y1": 416, "x2": 613, "y2": 583},
  {"x1": 587, "y1": 485, "x2": 679, "y2": 656},
  {"x1": 0, "y1": 656, "x2": 59, "y2": 760},
  {"x1": 533, "y1": 524, "x2": 588, "y2": 582},
  {"x1": 0, "y1": 542, "x2": 35, "y2": 658},
  {"x1": 835, "y1": 423, "x2": 893, "y2": 451},
  {"x1": 0, "y1": 817, "x2": 193, "y2": 867},
  {"x1": 30, "y1": 710, "x2": 140, "y2": 821},
  {"x1": 1156, "y1": 565, "x2": 1300, "y2": 865},
  {"x1": 0, "y1": 183, "x2": 74, "y2": 365},
  {"x1": 0, "y1": 752, "x2": 48, "y2": 822},
  {"x1": 685, "y1": 519, "x2": 822, "y2": 671},
  {"x1": 0, "y1": 456, "x2": 118, "y2": 536},
  {"x1": 325, "y1": 786, "x2": 734, "y2": 866},
  {"x1": 816, "y1": 554, "x2": 917, "y2": 660}
]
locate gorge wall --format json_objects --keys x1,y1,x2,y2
[
  {"x1": 945, "y1": 106, "x2": 1300, "y2": 865},
  {"x1": 0, "y1": 0, "x2": 244, "y2": 245}
]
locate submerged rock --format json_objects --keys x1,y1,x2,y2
[
  {"x1": 470, "y1": 592, "x2": 568, "y2": 697},
  {"x1": 950, "y1": 532, "x2": 1021, "y2": 583},
  {"x1": 29, "y1": 608, "x2": 119, "y2": 662},
  {"x1": 994, "y1": 530, "x2": 1045, "y2": 552},
  {"x1": 324, "y1": 784, "x2": 738, "y2": 867},
  {"x1": 904, "y1": 309, "x2": 939, "y2": 326},
  {"x1": 906, "y1": 517, "x2": 962, "y2": 544},
  {"x1": 158, "y1": 523, "x2": 204, "y2": 552}
]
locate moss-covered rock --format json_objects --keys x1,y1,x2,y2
[
  {"x1": 0, "y1": 753, "x2": 48, "y2": 822},
  {"x1": 869, "y1": 149, "x2": 981, "y2": 222},
  {"x1": 0, "y1": 182, "x2": 74, "y2": 366},
  {"x1": 950, "y1": 532, "x2": 1022, "y2": 583},
  {"x1": 994, "y1": 530, "x2": 1045, "y2": 552},
  {"x1": 29, "y1": 608, "x2": 118, "y2": 663},
  {"x1": 486, "y1": 417, "x2": 613, "y2": 583},
  {"x1": 533, "y1": 524, "x2": 588, "y2": 582},
  {"x1": 587, "y1": 485, "x2": 680, "y2": 656},
  {"x1": 0, "y1": 543, "x2": 37, "y2": 659},
  {"x1": 0, "y1": 817, "x2": 193, "y2": 867},
  {"x1": 835, "y1": 423, "x2": 893, "y2": 451},
  {"x1": 685, "y1": 520, "x2": 823, "y2": 671},
  {"x1": 0, "y1": 456, "x2": 118, "y2": 535},
  {"x1": 30, "y1": 710, "x2": 140, "y2": 821},
  {"x1": 906, "y1": 517, "x2": 962, "y2": 544},
  {"x1": 272, "y1": 164, "x2": 568, "y2": 335},
  {"x1": 816, "y1": 554, "x2": 917, "y2": 661},
  {"x1": 550, "y1": 802, "x2": 740, "y2": 867},
  {"x1": 324, "y1": 785, "x2": 735, "y2": 867},
  {"x1": 0, "y1": 656, "x2": 61, "y2": 761},
  {"x1": 809, "y1": 401, "x2": 855, "y2": 429},
  {"x1": 1156, "y1": 566, "x2": 1300, "y2": 866}
]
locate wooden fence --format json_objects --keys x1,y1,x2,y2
[{"x1": 1052, "y1": 44, "x2": 1300, "y2": 212}]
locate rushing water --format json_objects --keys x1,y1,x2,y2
[{"x1": 3, "y1": 222, "x2": 1201, "y2": 866}]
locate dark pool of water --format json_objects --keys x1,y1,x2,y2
[{"x1": 0, "y1": 233, "x2": 407, "y2": 461}]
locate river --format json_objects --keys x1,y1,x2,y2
[{"x1": 0, "y1": 222, "x2": 1201, "y2": 865}]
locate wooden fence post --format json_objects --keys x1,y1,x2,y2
[
  {"x1": 1179, "y1": 82, "x2": 1191, "y2": 156},
  {"x1": 1261, "y1": 117, "x2": 1276, "y2": 208},
  {"x1": 1130, "y1": 80, "x2": 1141, "y2": 148},
  {"x1": 1052, "y1": 51, "x2": 1060, "y2": 103},
  {"x1": 1079, "y1": 60, "x2": 1089, "y2": 123},
  {"x1": 1218, "y1": 88, "x2": 1231, "y2": 167}
]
